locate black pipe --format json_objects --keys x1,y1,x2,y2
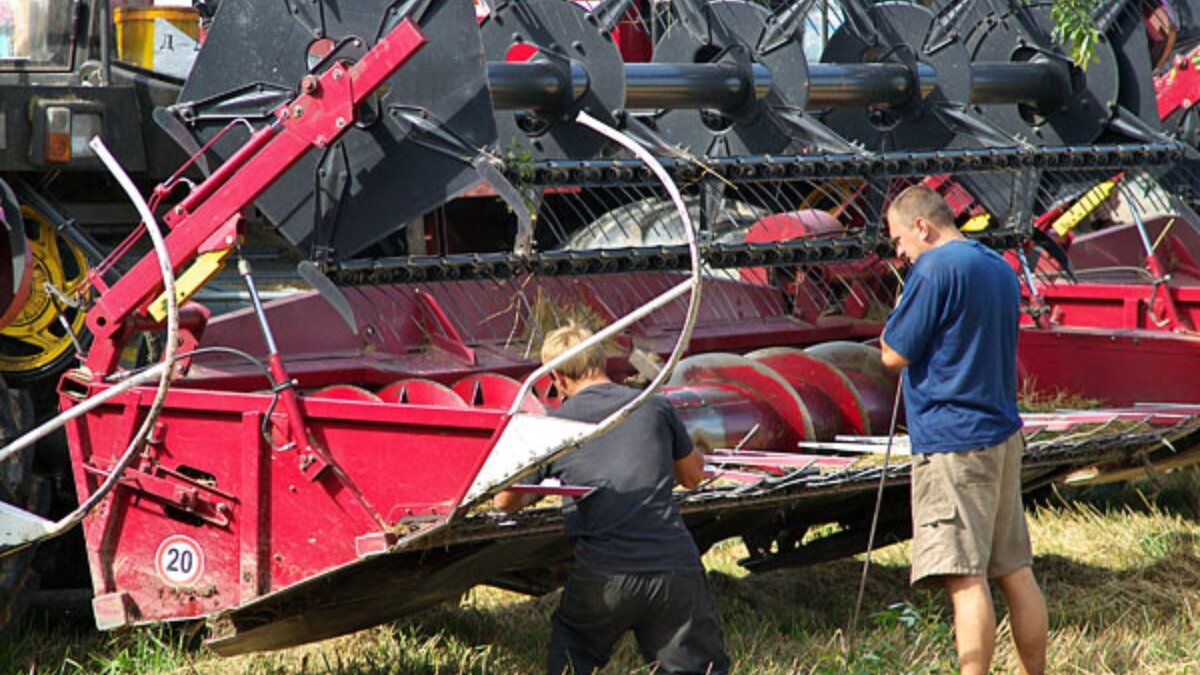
[
  {"x1": 487, "y1": 57, "x2": 1071, "y2": 115},
  {"x1": 623, "y1": 63, "x2": 767, "y2": 110},
  {"x1": 807, "y1": 63, "x2": 933, "y2": 108},
  {"x1": 488, "y1": 61, "x2": 922, "y2": 111},
  {"x1": 487, "y1": 61, "x2": 590, "y2": 111},
  {"x1": 970, "y1": 60, "x2": 1072, "y2": 109}
]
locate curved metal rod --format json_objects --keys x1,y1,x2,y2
[
  {"x1": 507, "y1": 110, "x2": 703, "y2": 418},
  {"x1": 56, "y1": 138, "x2": 181, "y2": 535},
  {"x1": 0, "y1": 138, "x2": 181, "y2": 555},
  {"x1": 450, "y1": 110, "x2": 705, "y2": 512}
]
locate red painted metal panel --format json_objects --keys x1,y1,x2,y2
[
  {"x1": 1018, "y1": 327, "x2": 1200, "y2": 405},
  {"x1": 60, "y1": 376, "x2": 506, "y2": 625}
]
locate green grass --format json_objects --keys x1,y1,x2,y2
[{"x1": 6, "y1": 470, "x2": 1200, "y2": 674}]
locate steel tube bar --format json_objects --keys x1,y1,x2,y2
[
  {"x1": 623, "y1": 63, "x2": 768, "y2": 109},
  {"x1": 487, "y1": 62, "x2": 590, "y2": 110},
  {"x1": 807, "y1": 63, "x2": 929, "y2": 108},
  {"x1": 488, "y1": 58, "x2": 1073, "y2": 113},
  {"x1": 970, "y1": 60, "x2": 1071, "y2": 107}
]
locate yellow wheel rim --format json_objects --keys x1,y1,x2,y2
[
  {"x1": 798, "y1": 179, "x2": 862, "y2": 214},
  {"x1": 0, "y1": 205, "x2": 89, "y2": 378}
]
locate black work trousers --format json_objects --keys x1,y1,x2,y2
[{"x1": 547, "y1": 566, "x2": 729, "y2": 675}]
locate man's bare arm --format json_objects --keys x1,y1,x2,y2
[
  {"x1": 879, "y1": 333, "x2": 910, "y2": 371},
  {"x1": 493, "y1": 489, "x2": 535, "y2": 514},
  {"x1": 674, "y1": 449, "x2": 706, "y2": 489}
]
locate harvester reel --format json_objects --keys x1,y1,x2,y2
[
  {"x1": 563, "y1": 196, "x2": 766, "y2": 248},
  {"x1": 177, "y1": 0, "x2": 497, "y2": 260},
  {"x1": 962, "y1": 3, "x2": 1120, "y2": 145},
  {"x1": 652, "y1": 0, "x2": 807, "y2": 155},
  {"x1": 820, "y1": 1, "x2": 971, "y2": 150},
  {"x1": 0, "y1": 205, "x2": 88, "y2": 385},
  {"x1": 481, "y1": 0, "x2": 624, "y2": 159}
]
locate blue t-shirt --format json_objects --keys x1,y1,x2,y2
[{"x1": 884, "y1": 239, "x2": 1023, "y2": 453}]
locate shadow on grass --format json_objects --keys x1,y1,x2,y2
[
  {"x1": 389, "y1": 538, "x2": 1200, "y2": 675},
  {"x1": 1033, "y1": 467, "x2": 1200, "y2": 522},
  {"x1": 5, "y1": 505, "x2": 1199, "y2": 673}
]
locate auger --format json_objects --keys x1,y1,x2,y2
[{"x1": 1, "y1": 0, "x2": 1200, "y2": 655}]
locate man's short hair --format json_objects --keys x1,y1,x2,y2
[
  {"x1": 541, "y1": 323, "x2": 606, "y2": 379},
  {"x1": 888, "y1": 184, "x2": 956, "y2": 229}
]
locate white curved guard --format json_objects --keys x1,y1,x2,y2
[
  {"x1": 461, "y1": 413, "x2": 599, "y2": 504},
  {"x1": 0, "y1": 500, "x2": 54, "y2": 550}
]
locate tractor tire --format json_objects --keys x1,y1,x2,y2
[
  {"x1": 0, "y1": 202, "x2": 90, "y2": 387},
  {"x1": 0, "y1": 377, "x2": 41, "y2": 638}
]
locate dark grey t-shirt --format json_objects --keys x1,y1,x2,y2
[{"x1": 540, "y1": 382, "x2": 701, "y2": 573}]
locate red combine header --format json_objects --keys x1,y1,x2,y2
[{"x1": 3, "y1": 0, "x2": 1200, "y2": 655}]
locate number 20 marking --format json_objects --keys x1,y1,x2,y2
[{"x1": 155, "y1": 535, "x2": 204, "y2": 586}]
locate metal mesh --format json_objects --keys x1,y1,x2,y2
[{"x1": 325, "y1": 144, "x2": 1197, "y2": 350}]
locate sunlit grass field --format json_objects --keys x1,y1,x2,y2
[{"x1": 5, "y1": 471, "x2": 1200, "y2": 674}]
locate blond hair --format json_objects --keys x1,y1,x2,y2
[
  {"x1": 541, "y1": 323, "x2": 606, "y2": 379},
  {"x1": 887, "y1": 184, "x2": 956, "y2": 229}
]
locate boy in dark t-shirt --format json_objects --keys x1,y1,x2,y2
[{"x1": 496, "y1": 324, "x2": 729, "y2": 675}]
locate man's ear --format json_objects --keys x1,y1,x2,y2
[{"x1": 915, "y1": 217, "x2": 931, "y2": 241}]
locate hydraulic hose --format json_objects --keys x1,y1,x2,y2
[{"x1": 0, "y1": 137, "x2": 179, "y2": 556}]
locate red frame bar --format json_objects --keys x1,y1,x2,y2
[{"x1": 84, "y1": 19, "x2": 429, "y2": 373}]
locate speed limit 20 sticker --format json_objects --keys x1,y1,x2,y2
[{"x1": 155, "y1": 535, "x2": 205, "y2": 586}]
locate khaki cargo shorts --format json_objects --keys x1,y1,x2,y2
[{"x1": 909, "y1": 431, "x2": 1032, "y2": 586}]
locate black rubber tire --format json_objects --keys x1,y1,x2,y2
[{"x1": 0, "y1": 377, "x2": 39, "y2": 637}]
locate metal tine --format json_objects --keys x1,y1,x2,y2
[
  {"x1": 834, "y1": 0, "x2": 882, "y2": 46},
  {"x1": 923, "y1": 0, "x2": 981, "y2": 55},
  {"x1": 671, "y1": 0, "x2": 716, "y2": 47},
  {"x1": 758, "y1": 0, "x2": 821, "y2": 57},
  {"x1": 552, "y1": 186, "x2": 598, "y2": 248},
  {"x1": 586, "y1": 0, "x2": 638, "y2": 35},
  {"x1": 538, "y1": 193, "x2": 572, "y2": 247}
]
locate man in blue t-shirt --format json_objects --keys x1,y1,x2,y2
[
  {"x1": 495, "y1": 324, "x2": 729, "y2": 675},
  {"x1": 881, "y1": 185, "x2": 1047, "y2": 675}
]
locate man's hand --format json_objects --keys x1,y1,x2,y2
[
  {"x1": 493, "y1": 490, "x2": 534, "y2": 514},
  {"x1": 674, "y1": 449, "x2": 705, "y2": 489},
  {"x1": 880, "y1": 333, "x2": 910, "y2": 371}
]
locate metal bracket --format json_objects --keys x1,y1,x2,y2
[{"x1": 82, "y1": 463, "x2": 234, "y2": 529}]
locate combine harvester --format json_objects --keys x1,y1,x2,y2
[{"x1": 2, "y1": 0, "x2": 1200, "y2": 655}]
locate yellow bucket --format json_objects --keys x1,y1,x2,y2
[{"x1": 113, "y1": 7, "x2": 200, "y2": 71}]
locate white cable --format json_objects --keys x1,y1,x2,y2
[
  {"x1": 0, "y1": 362, "x2": 168, "y2": 467},
  {"x1": 51, "y1": 138, "x2": 182, "y2": 536},
  {"x1": 0, "y1": 137, "x2": 180, "y2": 553}
]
